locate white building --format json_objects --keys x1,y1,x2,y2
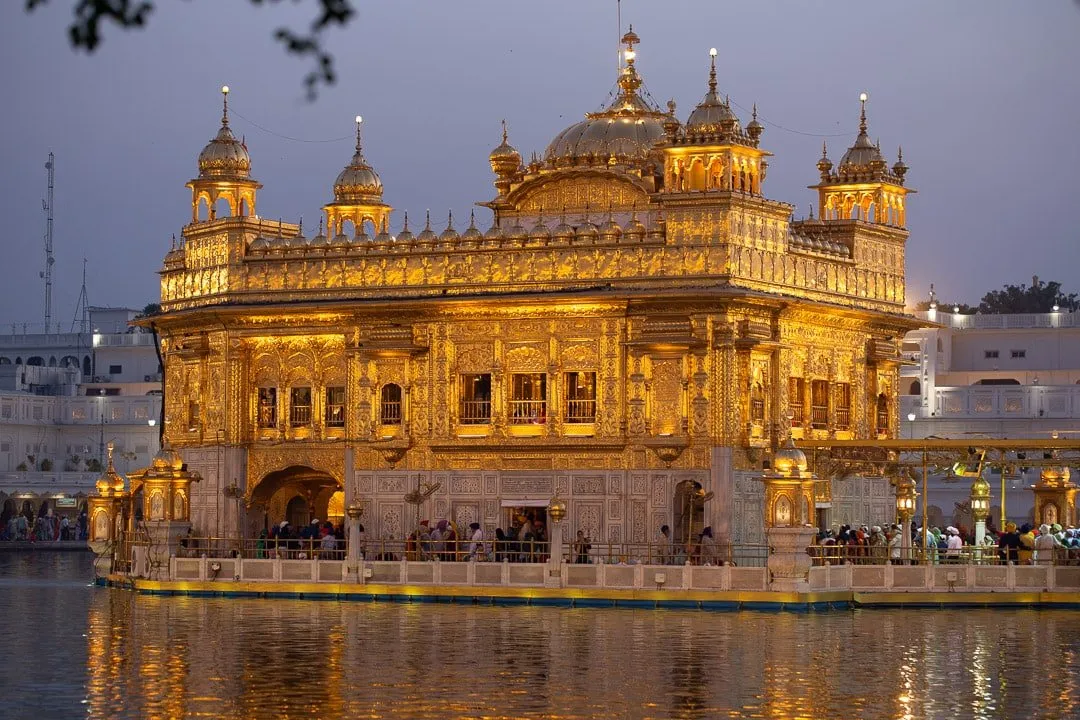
[
  {"x1": 0, "y1": 307, "x2": 162, "y2": 524},
  {"x1": 900, "y1": 309, "x2": 1080, "y2": 527}
]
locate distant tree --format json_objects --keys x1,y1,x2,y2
[
  {"x1": 25, "y1": 0, "x2": 355, "y2": 98},
  {"x1": 977, "y1": 277, "x2": 1078, "y2": 314},
  {"x1": 138, "y1": 302, "x2": 161, "y2": 318}
]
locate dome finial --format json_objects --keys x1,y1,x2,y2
[
  {"x1": 106, "y1": 441, "x2": 115, "y2": 473},
  {"x1": 822, "y1": 140, "x2": 828, "y2": 158},
  {"x1": 354, "y1": 115, "x2": 363, "y2": 154},
  {"x1": 446, "y1": 209, "x2": 454, "y2": 231},
  {"x1": 402, "y1": 210, "x2": 409, "y2": 231},
  {"x1": 469, "y1": 209, "x2": 477, "y2": 229},
  {"x1": 221, "y1": 85, "x2": 230, "y2": 127},
  {"x1": 858, "y1": 91, "x2": 869, "y2": 134},
  {"x1": 708, "y1": 48, "x2": 718, "y2": 95},
  {"x1": 424, "y1": 209, "x2": 431, "y2": 231},
  {"x1": 501, "y1": 118, "x2": 508, "y2": 144}
]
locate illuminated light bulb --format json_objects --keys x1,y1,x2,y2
[
  {"x1": 859, "y1": 92, "x2": 868, "y2": 102},
  {"x1": 221, "y1": 85, "x2": 230, "y2": 94},
  {"x1": 356, "y1": 115, "x2": 362, "y2": 124},
  {"x1": 709, "y1": 48, "x2": 717, "y2": 57},
  {"x1": 624, "y1": 50, "x2": 636, "y2": 61}
]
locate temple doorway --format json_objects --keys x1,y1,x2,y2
[{"x1": 250, "y1": 465, "x2": 342, "y2": 535}]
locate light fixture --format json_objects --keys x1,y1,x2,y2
[
  {"x1": 1053, "y1": 304, "x2": 1060, "y2": 312},
  {"x1": 859, "y1": 91, "x2": 869, "y2": 102},
  {"x1": 907, "y1": 412, "x2": 916, "y2": 423},
  {"x1": 709, "y1": 47, "x2": 717, "y2": 57}
]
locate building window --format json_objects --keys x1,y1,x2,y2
[
  {"x1": 1011, "y1": 349, "x2": 1026, "y2": 359},
  {"x1": 325, "y1": 386, "x2": 345, "y2": 427},
  {"x1": 290, "y1": 387, "x2": 312, "y2": 426},
  {"x1": 510, "y1": 373, "x2": 547, "y2": 424},
  {"x1": 984, "y1": 350, "x2": 999, "y2": 359},
  {"x1": 811, "y1": 380, "x2": 829, "y2": 429},
  {"x1": 789, "y1": 377, "x2": 805, "y2": 426},
  {"x1": 187, "y1": 400, "x2": 199, "y2": 431},
  {"x1": 257, "y1": 387, "x2": 277, "y2": 428},
  {"x1": 876, "y1": 393, "x2": 889, "y2": 435},
  {"x1": 835, "y1": 383, "x2": 851, "y2": 430},
  {"x1": 564, "y1": 371, "x2": 596, "y2": 423},
  {"x1": 108, "y1": 364, "x2": 122, "y2": 375},
  {"x1": 460, "y1": 374, "x2": 491, "y2": 424},
  {"x1": 380, "y1": 384, "x2": 402, "y2": 425},
  {"x1": 750, "y1": 382, "x2": 765, "y2": 424}
]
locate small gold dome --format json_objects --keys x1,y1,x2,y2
[
  {"x1": 462, "y1": 211, "x2": 484, "y2": 242},
  {"x1": 198, "y1": 87, "x2": 251, "y2": 178},
  {"x1": 95, "y1": 444, "x2": 127, "y2": 495},
  {"x1": 151, "y1": 442, "x2": 184, "y2": 472},
  {"x1": 772, "y1": 436, "x2": 808, "y2": 477},
  {"x1": 1041, "y1": 465, "x2": 1071, "y2": 485},
  {"x1": 417, "y1": 212, "x2": 438, "y2": 243},
  {"x1": 334, "y1": 118, "x2": 383, "y2": 203},
  {"x1": 198, "y1": 127, "x2": 250, "y2": 178},
  {"x1": 489, "y1": 120, "x2": 521, "y2": 176}
]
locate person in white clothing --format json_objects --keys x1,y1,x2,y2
[
  {"x1": 467, "y1": 522, "x2": 485, "y2": 560},
  {"x1": 945, "y1": 526, "x2": 963, "y2": 562},
  {"x1": 1034, "y1": 524, "x2": 1056, "y2": 565}
]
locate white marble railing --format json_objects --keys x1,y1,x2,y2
[{"x1": 913, "y1": 311, "x2": 1078, "y2": 330}]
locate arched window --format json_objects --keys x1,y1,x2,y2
[
  {"x1": 0, "y1": 358, "x2": 9, "y2": 365},
  {"x1": 750, "y1": 382, "x2": 765, "y2": 424},
  {"x1": 213, "y1": 197, "x2": 231, "y2": 220},
  {"x1": 876, "y1": 393, "x2": 890, "y2": 435},
  {"x1": 26, "y1": 356, "x2": 43, "y2": 367},
  {"x1": 688, "y1": 160, "x2": 706, "y2": 191},
  {"x1": 380, "y1": 384, "x2": 402, "y2": 425},
  {"x1": 197, "y1": 197, "x2": 210, "y2": 222},
  {"x1": 908, "y1": 380, "x2": 921, "y2": 395},
  {"x1": 83, "y1": 356, "x2": 92, "y2": 376}
]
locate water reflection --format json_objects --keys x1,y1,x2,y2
[{"x1": 4, "y1": 554, "x2": 1080, "y2": 719}]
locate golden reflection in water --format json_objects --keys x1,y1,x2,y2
[{"x1": 84, "y1": 590, "x2": 1080, "y2": 720}]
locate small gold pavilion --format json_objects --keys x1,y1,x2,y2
[{"x1": 148, "y1": 30, "x2": 919, "y2": 545}]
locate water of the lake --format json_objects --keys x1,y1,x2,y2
[{"x1": 1, "y1": 551, "x2": 1078, "y2": 719}]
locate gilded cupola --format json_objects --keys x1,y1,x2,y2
[
  {"x1": 543, "y1": 27, "x2": 668, "y2": 170},
  {"x1": 334, "y1": 116, "x2": 384, "y2": 204},
  {"x1": 322, "y1": 115, "x2": 392, "y2": 241},
  {"x1": 197, "y1": 86, "x2": 251, "y2": 179},
  {"x1": 685, "y1": 49, "x2": 743, "y2": 138},
  {"x1": 186, "y1": 86, "x2": 262, "y2": 224},
  {"x1": 94, "y1": 442, "x2": 128, "y2": 496}
]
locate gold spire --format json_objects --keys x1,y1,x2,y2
[
  {"x1": 708, "y1": 47, "x2": 718, "y2": 95},
  {"x1": 859, "y1": 91, "x2": 868, "y2": 135},
  {"x1": 355, "y1": 115, "x2": 363, "y2": 155},
  {"x1": 221, "y1": 85, "x2": 230, "y2": 127}
]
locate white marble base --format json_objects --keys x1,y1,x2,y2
[{"x1": 766, "y1": 526, "x2": 816, "y2": 592}]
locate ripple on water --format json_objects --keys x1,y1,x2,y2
[{"x1": 2, "y1": 553, "x2": 1079, "y2": 719}]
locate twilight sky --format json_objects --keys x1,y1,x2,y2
[{"x1": 1, "y1": 1, "x2": 1078, "y2": 328}]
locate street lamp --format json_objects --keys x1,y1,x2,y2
[
  {"x1": 895, "y1": 472, "x2": 918, "y2": 564},
  {"x1": 970, "y1": 475, "x2": 991, "y2": 547},
  {"x1": 906, "y1": 412, "x2": 916, "y2": 439},
  {"x1": 98, "y1": 389, "x2": 106, "y2": 468}
]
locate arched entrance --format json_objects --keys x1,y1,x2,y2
[
  {"x1": 673, "y1": 480, "x2": 706, "y2": 546},
  {"x1": 249, "y1": 465, "x2": 342, "y2": 535}
]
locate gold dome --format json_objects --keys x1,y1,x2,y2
[
  {"x1": 1040, "y1": 465, "x2": 1072, "y2": 485},
  {"x1": 151, "y1": 441, "x2": 184, "y2": 473},
  {"x1": 685, "y1": 52, "x2": 743, "y2": 137},
  {"x1": 95, "y1": 443, "x2": 127, "y2": 495},
  {"x1": 198, "y1": 87, "x2": 251, "y2": 179},
  {"x1": 544, "y1": 29, "x2": 667, "y2": 170},
  {"x1": 334, "y1": 117, "x2": 383, "y2": 203},
  {"x1": 462, "y1": 210, "x2": 484, "y2": 242},
  {"x1": 772, "y1": 435, "x2": 808, "y2": 477},
  {"x1": 489, "y1": 120, "x2": 521, "y2": 176}
]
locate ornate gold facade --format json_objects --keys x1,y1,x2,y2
[{"x1": 149, "y1": 31, "x2": 919, "y2": 543}]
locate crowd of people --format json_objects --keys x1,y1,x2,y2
[
  {"x1": 0, "y1": 506, "x2": 86, "y2": 542},
  {"x1": 810, "y1": 520, "x2": 1080, "y2": 565}
]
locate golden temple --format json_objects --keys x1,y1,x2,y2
[{"x1": 148, "y1": 30, "x2": 919, "y2": 545}]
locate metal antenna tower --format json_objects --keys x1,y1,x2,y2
[
  {"x1": 71, "y1": 258, "x2": 89, "y2": 334},
  {"x1": 41, "y1": 153, "x2": 56, "y2": 333}
]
